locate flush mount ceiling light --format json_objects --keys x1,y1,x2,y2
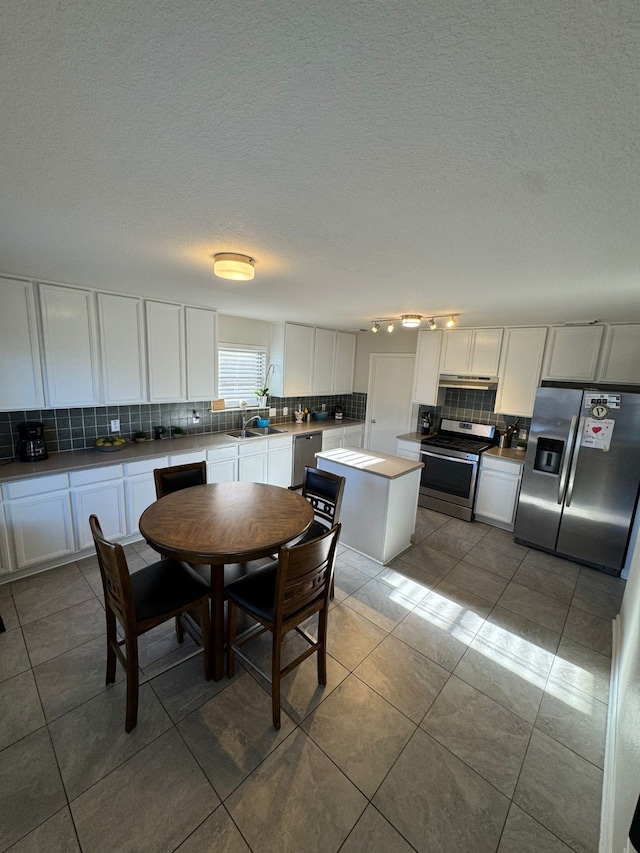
[
  {"x1": 401, "y1": 315, "x2": 421, "y2": 328},
  {"x1": 212, "y1": 253, "x2": 255, "y2": 281}
]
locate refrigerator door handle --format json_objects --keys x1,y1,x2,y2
[
  {"x1": 558, "y1": 415, "x2": 578, "y2": 504},
  {"x1": 565, "y1": 416, "x2": 585, "y2": 508}
]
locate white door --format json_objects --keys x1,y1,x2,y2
[{"x1": 365, "y1": 354, "x2": 415, "y2": 454}]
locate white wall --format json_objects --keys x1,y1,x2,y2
[
  {"x1": 609, "y1": 529, "x2": 640, "y2": 852},
  {"x1": 353, "y1": 328, "x2": 418, "y2": 392},
  {"x1": 217, "y1": 314, "x2": 271, "y2": 349}
]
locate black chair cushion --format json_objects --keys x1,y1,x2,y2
[
  {"x1": 295, "y1": 519, "x2": 329, "y2": 546},
  {"x1": 131, "y1": 559, "x2": 210, "y2": 622},
  {"x1": 225, "y1": 561, "x2": 278, "y2": 622},
  {"x1": 159, "y1": 469, "x2": 204, "y2": 495}
]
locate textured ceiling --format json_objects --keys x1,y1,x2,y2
[{"x1": 1, "y1": 0, "x2": 639, "y2": 331}]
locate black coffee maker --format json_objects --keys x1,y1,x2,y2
[{"x1": 17, "y1": 421, "x2": 49, "y2": 462}]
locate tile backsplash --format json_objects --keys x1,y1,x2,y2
[
  {"x1": 416, "y1": 389, "x2": 531, "y2": 438},
  {"x1": 0, "y1": 393, "x2": 367, "y2": 461}
]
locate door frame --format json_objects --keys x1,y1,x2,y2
[{"x1": 364, "y1": 352, "x2": 415, "y2": 451}]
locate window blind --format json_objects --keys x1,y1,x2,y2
[{"x1": 218, "y1": 344, "x2": 267, "y2": 407}]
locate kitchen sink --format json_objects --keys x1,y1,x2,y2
[
  {"x1": 224, "y1": 427, "x2": 287, "y2": 439},
  {"x1": 224, "y1": 429, "x2": 254, "y2": 439}
]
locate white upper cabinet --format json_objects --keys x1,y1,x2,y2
[
  {"x1": 270, "y1": 322, "x2": 315, "y2": 397},
  {"x1": 185, "y1": 306, "x2": 217, "y2": 400},
  {"x1": 598, "y1": 324, "x2": 640, "y2": 384},
  {"x1": 440, "y1": 328, "x2": 503, "y2": 375},
  {"x1": 39, "y1": 284, "x2": 100, "y2": 407},
  {"x1": 495, "y1": 327, "x2": 547, "y2": 417},
  {"x1": 312, "y1": 328, "x2": 336, "y2": 394},
  {"x1": 542, "y1": 325, "x2": 604, "y2": 382},
  {"x1": 333, "y1": 331, "x2": 356, "y2": 394},
  {"x1": 146, "y1": 300, "x2": 186, "y2": 402},
  {"x1": 97, "y1": 293, "x2": 147, "y2": 404},
  {"x1": 0, "y1": 277, "x2": 44, "y2": 410},
  {"x1": 412, "y1": 330, "x2": 443, "y2": 405}
]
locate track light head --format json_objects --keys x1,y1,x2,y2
[
  {"x1": 446, "y1": 315, "x2": 457, "y2": 328},
  {"x1": 428, "y1": 318, "x2": 438, "y2": 330},
  {"x1": 371, "y1": 322, "x2": 380, "y2": 333},
  {"x1": 387, "y1": 322, "x2": 395, "y2": 333}
]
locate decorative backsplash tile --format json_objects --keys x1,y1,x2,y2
[
  {"x1": 416, "y1": 389, "x2": 531, "y2": 437},
  {"x1": 0, "y1": 393, "x2": 367, "y2": 460}
]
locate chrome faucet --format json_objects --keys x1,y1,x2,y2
[{"x1": 240, "y1": 414, "x2": 261, "y2": 432}]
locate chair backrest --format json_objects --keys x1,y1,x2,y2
[
  {"x1": 276, "y1": 523, "x2": 341, "y2": 622},
  {"x1": 89, "y1": 514, "x2": 136, "y2": 631},
  {"x1": 153, "y1": 461, "x2": 206, "y2": 499},
  {"x1": 301, "y1": 467, "x2": 345, "y2": 528}
]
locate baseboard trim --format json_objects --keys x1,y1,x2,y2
[{"x1": 600, "y1": 614, "x2": 622, "y2": 853}]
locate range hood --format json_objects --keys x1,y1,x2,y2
[{"x1": 439, "y1": 374, "x2": 499, "y2": 390}]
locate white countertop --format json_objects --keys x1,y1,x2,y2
[
  {"x1": 484, "y1": 446, "x2": 526, "y2": 464},
  {"x1": 0, "y1": 419, "x2": 364, "y2": 483},
  {"x1": 315, "y1": 447, "x2": 423, "y2": 479}
]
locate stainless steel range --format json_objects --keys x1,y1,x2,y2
[{"x1": 419, "y1": 419, "x2": 496, "y2": 521}]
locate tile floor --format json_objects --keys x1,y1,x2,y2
[{"x1": 0, "y1": 507, "x2": 624, "y2": 853}]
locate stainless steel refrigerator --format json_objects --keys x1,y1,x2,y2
[{"x1": 514, "y1": 386, "x2": 640, "y2": 575}]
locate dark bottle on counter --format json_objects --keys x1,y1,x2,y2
[{"x1": 421, "y1": 412, "x2": 431, "y2": 434}]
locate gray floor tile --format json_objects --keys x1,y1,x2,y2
[
  {"x1": 150, "y1": 652, "x2": 243, "y2": 723},
  {"x1": 392, "y1": 599, "x2": 479, "y2": 672},
  {"x1": 0, "y1": 627, "x2": 31, "y2": 683},
  {"x1": 0, "y1": 670, "x2": 45, "y2": 751},
  {"x1": 373, "y1": 728, "x2": 510, "y2": 853},
  {"x1": 463, "y1": 540, "x2": 521, "y2": 580},
  {"x1": 477, "y1": 606, "x2": 560, "y2": 675},
  {"x1": 332, "y1": 559, "x2": 375, "y2": 601},
  {"x1": 548, "y1": 636, "x2": 611, "y2": 705},
  {"x1": 33, "y1": 635, "x2": 124, "y2": 722},
  {"x1": 572, "y1": 578, "x2": 623, "y2": 621},
  {"x1": 563, "y1": 606, "x2": 612, "y2": 657},
  {"x1": 577, "y1": 566, "x2": 625, "y2": 598},
  {"x1": 497, "y1": 581, "x2": 569, "y2": 634},
  {"x1": 4, "y1": 807, "x2": 80, "y2": 853},
  {"x1": 13, "y1": 569, "x2": 95, "y2": 625},
  {"x1": 514, "y1": 729, "x2": 602, "y2": 853},
  {"x1": 301, "y1": 675, "x2": 415, "y2": 798},
  {"x1": 226, "y1": 729, "x2": 367, "y2": 853},
  {"x1": 428, "y1": 577, "x2": 494, "y2": 619},
  {"x1": 355, "y1": 633, "x2": 449, "y2": 723},
  {"x1": 0, "y1": 581, "x2": 13, "y2": 599},
  {"x1": 340, "y1": 804, "x2": 417, "y2": 853},
  {"x1": 173, "y1": 806, "x2": 251, "y2": 853},
  {"x1": 482, "y1": 527, "x2": 530, "y2": 562},
  {"x1": 385, "y1": 555, "x2": 445, "y2": 589},
  {"x1": 446, "y1": 560, "x2": 510, "y2": 604},
  {"x1": 325, "y1": 602, "x2": 387, "y2": 671},
  {"x1": 178, "y1": 673, "x2": 296, "y2": 800},
  {"x1": 411, "y1": 510, "x2": 450, "y2": 543},
  {"x1": 536, "y1": 688, "x2": 607, "y2": 768},
  {"x1": 49, "y1": 682, "x2": 172, "y2": 800},
  {"x1": 512, "y1": 562, "x2": 576, "y2": 605},
  {"x1": 343, "y1": 576, "x2": 423, "y2": 632},
  {"x1": 441, "y1": 516, "x2": 491, "y2": 543},
  {"x1": 497, "y1": 803, "x2": 575, "y2": 853},
  {"x1": 421, "y1": 675, "x2": 532, "y2": 796},
  {"x1": 71, "y1": 728, "x2": 218, "y2": 853},
  {"x1": 0, "y1": 728, "x2": 66, "y2": 852},
  {"x1": 395, "y1": 541, "x2": 459, "y2": 579},
  {"x1": 454, "y1": 642, "x2": 545, "y2": 723},
  {"x1": 521, "y1": 549, "x2": 581, "y2": 580},
  {"x1": 9, "y1": 563, "x2": 80, "y2": 595},
  {"x1": 422, "y1": 526, "x2": 477, "y2": 559},
  {"x1": 339, "y1": 549, "x2": 385, "y2": 577},
  {"x1": 21, "y1": 597, "x2": 105, "y2": 667},
  {"x1": 0, "y1": 596, "x2": 19, "y2": 631}
]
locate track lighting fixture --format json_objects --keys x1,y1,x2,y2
[
  {"x1": 428, "y1": 318, "x2": 438, "y2": 330},
  {"x1": 371, "y1": 322, "x2": 380, "y2": 333},
  {"x1": 368, "y1": 314, "x2": 460, "y2": 332},
  {"x1": 446, "y1": 315, "x2": 457, "y2": 328},
  {"x1": 387, "y1": 322, "x2": 395, "y2": 333}
]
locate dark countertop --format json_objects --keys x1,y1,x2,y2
[{"x1": 0, "y1": 418, "x2": 364, "y2": 484}]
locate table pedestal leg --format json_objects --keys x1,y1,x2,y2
[{"x1": 210, "y1": 563, "x2": 225, "y2": 680}]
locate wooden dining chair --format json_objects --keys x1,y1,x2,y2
[
  {"x1": 89, "y1": 514, "x2": 213, "y2": 732},
  {"x1": 153, "y1": 460, "x2": 207, "y2": 499},
  {"x1": 298, "y1": 466, "x2": 345, "y2": 598},
  {"x1": 226, "y1": 523, "x2": 341, "y2": 729}
]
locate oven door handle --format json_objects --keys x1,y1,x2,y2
[{"x1": 420, "y1": 450, "x2": 477, "y2": 466}]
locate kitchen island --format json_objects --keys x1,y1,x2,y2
[{"x1": 315, "y1": 447, "x2": 423, "y2": 565}]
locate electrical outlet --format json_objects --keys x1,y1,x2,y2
[
  {"x1": 110, "y1": 419, "x2": 120, "y2": 433},
  {"x1": 322, "y1": 403, "x2": 326, "y2": 411},
  {"x1": 282, "y1": 407, "x2": 288, "y2": 415},
  {"x1": 269, "y1": 407, "x2": 276, "y2": 417},
  {"x1": 192, "y1": 410, "x2": 200, "y2": 423}
]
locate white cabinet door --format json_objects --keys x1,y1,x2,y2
[
  {"x1": 396, "y1": 439, "x2": 421, "y2": 461},
  {"x1": 322, "y1": 428, "x2": 343, "y2": 451},
  {"x1": 475, "y1": 457, "x2": 522, "y2": 530},
  {"x1": 207, "y1": 458, "x2": 237, "y2": 483},
  {"x1": 7, "y1": 491, "x2": 75, "y2": 569},
  {"x1": 146, "y1": 300, "x2": 186, "y2": 402},
  {"x1": 267, "y1": 444, "x2": 293, "y2": 487},
  {"x1": 312, "y1": 328, "x2": 336, "y2": 394},
  {"x1": 598, "y1": 324, "x2": 640, "y2": 384},
  {"x1": 333, "y1": 332, "x2": 356, "y2": 394},
  {"x1": 270, "y1": 323, "x2": 314, "y2": 397},
  {"x1": 97, "y1": 292, "x2": 147, "y2": 404},
  {"x1": 125, "y1": 474, "x2": 158, "y2": 535},
  {"x1": 39, "y1": 284, "x2": 100, "y2": 407},
  {"x1": 440, "y1": 329, "x2": 472, "y2": 373},
  {"x1": 238, "y1": 440, "x2": 268, "y2": 483},
  {"x1": 470, "y1": 329, "x2": 503, "y2": 374},
  {"x1": 72, "y1": 479, "x2": 127, "y2": 550},
  {"x1": 0, "y1": 277, "x2": 44, "y2": 410},
  {"x1": 542, "y1": 325, "x2": 604, "y2": 382},
  {"x1": 343, "y1": 426, "x2": 364, "y2": 449},
  {"x1": 0, "y1": 504, "x2": 12, "y2": 576},
  {"x1": 495, "y1": 327, "x2": 547, "y2": 417},
  {"x1": 186, "y1": 306, "x2": 217, "y2": 400},
  {"x1": 412, "y1": 330, "x2": 443, "y2": 404}
]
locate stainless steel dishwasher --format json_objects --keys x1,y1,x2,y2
[{"x1": 292, "y1": 431, "x2": 322, "y2": 488}]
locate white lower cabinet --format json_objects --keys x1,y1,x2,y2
[
  {"x1": 474, "y1": 455, "x2": 523, "y2": 531},
  {"x1": 322, "y1": 428, "x2": 343, "y2": 451},
  {"x1": 343, "y1": 425, "x2": 364, "y2": 449},
  {"x1": 323, "y1": 425, "x2": 364, "y2": 452},
  {"x1": 207, "y1": 446, "x2": 238, "y2": 483},
  {"x1": 396, "y1": 439, "x2": 421, "y2": 462},
  {"x1": 71, "y1": 466, "x2": 126, "y2": 550},
  {"x1": 124, "y1": 457, "x2": 168, "y2": 535},
  {"x1": 0, "y1": 503, "x2": 12, "y2": 576},
  {"x1": 267, "y1": 436, "x2": 293, "y2": 488},
  {"x1": 238, "y1": 441, "x2": 268, "y2": 483},
  {"x1": 5, "y1": 474, "x2": 75, "y2": 570}
]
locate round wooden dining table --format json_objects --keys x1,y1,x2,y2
[{"x1": 139, "y1": 481, "x2": 314, "y2": 680}]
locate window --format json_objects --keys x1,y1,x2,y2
[{"x1": 218, "y1": 344, "x2": 267, "y2": 408}]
